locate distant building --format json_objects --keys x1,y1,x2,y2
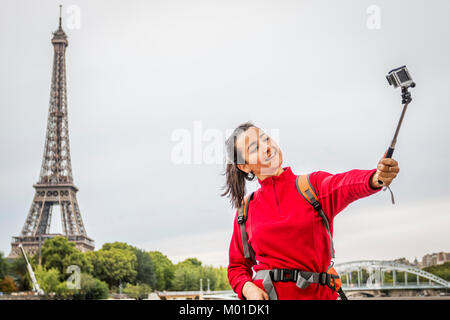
[
  {"x1": 420, "y1": 252, "x2": 450, "y2": 268},
  {"x1": 394, "y1": 257, "x2": 411, "y2": 265},
  {"x1": 393, "y1": 253, "x2": 449, "y2": 269}
]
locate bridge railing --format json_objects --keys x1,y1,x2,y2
[
  {"x1": 335, "y1": 260, "x2": 450, "y2": 290},
  {"x1": 342, "y1": 283, "x2": 448, "y2": 290}
]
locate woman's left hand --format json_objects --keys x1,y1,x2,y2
[{"x1": 370, "y1": 158, "x2": 400, "y2": 188}]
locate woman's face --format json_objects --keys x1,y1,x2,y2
[{"x1": 235, "y1": 127, "x2": 283, "y2": 178}]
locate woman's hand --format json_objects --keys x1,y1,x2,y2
[
  {"x1": 370, "y1": 157, "x2": 400, "y2": 188},
  {"x1": 242, "y1": 281, "x2": 269, "y2": 300}
]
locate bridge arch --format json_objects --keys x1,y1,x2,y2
[{"x1": 334, "y1": 260, "x2": 450, "y2": 289}]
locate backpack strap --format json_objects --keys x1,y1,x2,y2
[
  {"x1": 296, "y1": 174, "x2": 348, "y2": 300},
  {"x1": 296, "y1": 174, "x2": 335, "y2": 264},
  {"x1": 236, "y1": 192, "x2": 257, "y2": 265}
]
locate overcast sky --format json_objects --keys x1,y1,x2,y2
[{"x1": 1, "y1": 0, "x2": 449, "y2": 267}]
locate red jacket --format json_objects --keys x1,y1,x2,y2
[{"x1": 227, "y1": 166, "x2": 382, "y2": 300}]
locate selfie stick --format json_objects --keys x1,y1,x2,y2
[{"x1": 378, "y1": 85, "x2": 414, "y2": 185}]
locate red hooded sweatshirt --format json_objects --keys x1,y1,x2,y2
[{"x1": 227, "y1": 166, "x2": 382, "y2": 300}]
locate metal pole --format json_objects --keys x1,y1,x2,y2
[
  {"x1": 404, "y1": 272, "x2": 407, "y2": 286},
  {"x1": 357, "y1": 269, "x2": 361, "y2": 287},
  {"x1": 200, "y1": 278, "x2": 203, "y2": 292},
  {"x1": 389, "y1": 102, "x2": 409, "y2": 150},
  {"x1": 377, "y1": 100, "x2": 410, "y2": 186},
  {"x1": 38, "y1": 235, "x2": 42, "y2": 266},
  {"x1": 393, "y1": 270, "x2": 396, "y2": 286}
]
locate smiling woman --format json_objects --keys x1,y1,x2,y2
[
  {"x1": 222, "y1": 122, "x2": 400, "y2": 300},
  {"x1": 222, "y1": 122, "x2": 284, "y2": 209}
]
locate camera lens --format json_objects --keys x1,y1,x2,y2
[{"x1": 396, "y1": 69, "x2": 410, "y2": 83}]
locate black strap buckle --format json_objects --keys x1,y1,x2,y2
[
  {"x1": 318, "y1": 272, "x2": 331, "y2": 286},
  {"x1": 319, "y1": 272, "x2": 341, "y2": 292},
  {"x1": 311, "y1": 200, "x2": 322, "y2": 211},
  {"x1": 271, "y1": 269, "x2": 297, "y2": 282}
]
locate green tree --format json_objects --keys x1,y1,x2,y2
[
  {"x1": 101, "y1": 242, "x2": 134, "y2": 252},
  {"x1": 424, "y1": 262, "x2": 450, "y2": 281},
  {"x1": 8, "y1": 257, "x2": 31, "y2": 291},
  {"x1": 0, "y1": 252, "x2": 7, "y2": 279},
  {"x1": 214, "y1": 266, "x2": 231, "y2": 290},
  {"x1": 201, "y1": 265, "x2": 218, "y2": 291},
  {"x1": 171, "y1": 258, "x2": 231, "y2": 292},
  {"x1": 172, "y1": 258, "x2": 203, "y2": 291},
  {"x1": 62, "y1": 251, "x2": 93, "y2": 277},
  {"x1": 39, "y1": 237, "x2": 93, "y2": 282},
  {"x1": 123, "y1": 283, "x2": 151, "y2": 300},
  {"x1": 89, "y1": 247, "x2": 137, "y2": 288},
  {"x1": 99, "y1": 242, "x2": 156, "y2": 287},
  {"x1": 148, "y1": 251, "x2": 174, "y2": 291},
  {"x1": 133, "y1": 248, "x2": 156, "y2": 288},
  {"x1": 72, "y1": 273, "x2": 109, "y2": 300},
  {"x1": 183, "y1": 258, "x2": 202, "y2": 267},
  {"x1": 41, "y1": 236, "x2": 76, "y2": 272},
  {"x1": 54, "y1": 281, "x2": 76, "y2": 299},
  {"x1": 35, "y1": 265, "x2": 60, "y2": 295}
]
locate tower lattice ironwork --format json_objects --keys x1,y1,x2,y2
[{"x1": 9, "y1": 9, "x2": 94, "y2": 258}]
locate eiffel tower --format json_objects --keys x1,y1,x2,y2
[{"x1": 8, "y1": 7, "x2": 94, "y2": 259}]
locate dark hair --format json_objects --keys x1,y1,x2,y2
[{"x1": 221, "y1": 121, "x2": 256, "y2": 209}]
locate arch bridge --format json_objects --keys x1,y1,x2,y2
[{"x1": 334, "y1": 260, "x2": 449, "y2": 295}]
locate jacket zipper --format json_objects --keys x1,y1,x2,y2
[{"x1": 273, "y1": 180, "x2": 280, "y2": 213}]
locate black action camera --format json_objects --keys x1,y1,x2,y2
[{"x1": 386, "y1": 65, "x2": 415, "y2": 89}]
